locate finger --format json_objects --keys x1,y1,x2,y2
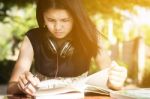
[
  {"x1": 109, "y1": 70, "x2": 121, "y2": 77},
  {"x1": 110, "y1": 61, "x2": 121, "y2": 73},
  {"x1": 17, "y1": 82, "x2": 31, "y2": 95},
  {"x1": 21, "y1": 76, "x2": 29, "y2": 88},
  {"x1": 17, "y1": 73, "x2": 36, "y2": 96},
  {"x1": 24, "y1": 87, "x2": 34, "y2": 96},
  {"x1": 111, "y1": 66, "x2": 124, "y2": 72},
  {"x1": 114, "y1": 66, "x2": 128, "y2": 79},
  {"x1": 34, "y1": 77, "x2": 40, "y2": 87},
  {"x1": 109, "y1": 70, "x2": 126, "y2": 78},
  {"x1": 109, "y1": 75, "x2": 125, "y2": 83},
  {"x1": 109, "y1": 70, "x2": 127, "y2": 83},
  {"x1": 19, "y1": 74, "x2": 28, "y2": 85},
  {"x1": 111, "y1": 62, "x2": 127, "y2": 74},
  {"x1": 25, "y1": 83, "x2": 36, "y2": 93},
  {"x1": 18, "y1": 76, "x2": 27, "y2": 91},
  {"x1": 17, "y1": 82, "x2": 24, "y2": 91},
  {"x1": 108, "y1": 79, "x2": 123, "y2": 89},
  {"x1": 25, "y1": 72, "x2": 37, "y2": 87}
]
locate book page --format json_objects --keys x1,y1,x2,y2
[
  {"x1": 85, "y1": 68, "x2": 112, "y2": 93},
  {"x1": 35, "y1": 78, "x2": 84, "y2": 99},
  {"x1": 70, "y1": 68, "x2": 113, "y2": 95},
  {"x1": 35, "y1": 68, "x2": 112, "y2": 96},
  {"x1": 110, "y1": 88, "x2": 150, "y2": 99},
  {"x1": 35, "y1": 74, "x2": 87, "y2": 96},
  {"x1": 35, "y1": 86, "x2": 80, "y2": 96},
  {"x1": 36, "y1": 92, "x2": 84, "y2": 99}
]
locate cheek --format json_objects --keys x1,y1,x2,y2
[
  {"x1": 65, "y1": 23, "x2": 73, "y2": 32},
  {"x1": 46, "y1": 24, "x2": 54, "y2": 32}
]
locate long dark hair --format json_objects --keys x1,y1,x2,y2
[{"x1": 36, "y1": 0, "x2": 100, "y2": 58}]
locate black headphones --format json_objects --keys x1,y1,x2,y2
[{"x1": 48, "y1": 38, "x2": 74, "y2": 58}]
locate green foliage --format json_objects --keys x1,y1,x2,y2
[
  {"x1": 140, "y1": 25, "x2": 150, "y2": 46},
  {"x1": 0, "y1": 3, "x2": 37, "y2": 60}
]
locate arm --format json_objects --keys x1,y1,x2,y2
[
  {"x1": 7, "y1": 36, "x2": 39, "y2": 95},
  {"x1": 95, "y1": 41, "x2": 127, "y2": 90},
  {"x1": 95, "y1": 51, "x2": 127, "y2": 90},
  {"x1": 95, "y1": 48, "x2": 111, "y2": 69}
]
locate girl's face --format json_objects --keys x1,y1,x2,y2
[{"x1": 43, "y1": 8, "x2": 73, "y2": 39}]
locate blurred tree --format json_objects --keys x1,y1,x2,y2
[
  {"x1": 1, "y1": 0, "x2": 150, "y2": 20},
  {"x1": 83, "y1": 0, "x2": 150, "y2": 18},
  {"x1": 0, "y1": 0, "x2": 35, "y2": 21},
  {"x1": 0, "y1": 1, "x2": 37, "y2": 60}
]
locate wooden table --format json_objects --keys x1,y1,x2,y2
[
  {"x1": 0, "y1": 85, "x2": 110, "y2": 99},
  {"x1": 0, "y1": 95, "x2": 110, "y2": 99},
  {"x1": 0, "y1": 92, "x2": 110, "y2": 99}
]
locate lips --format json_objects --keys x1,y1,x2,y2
[
  {"x1": 55, "y1": 32, "x2": 62, "y2": 35},
  {"x1": 55, "y1": 32, "x2": 63, "y2": 37}
]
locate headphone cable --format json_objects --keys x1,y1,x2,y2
[{"x1": 54, "y1": 54, "x2": 59, "y2": 78}]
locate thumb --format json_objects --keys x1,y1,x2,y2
[{"x1": 110, "y1": 61, "x2": 119, "y2": 69}]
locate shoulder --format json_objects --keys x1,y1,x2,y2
[
  {"x1": 25, "y1": 27, "x2": 45, "y2": 42},
  {"x1": 25, "y1": 28, "x2": 44, "y2": 49},
  {"x1": 26, "y1": 28, "x2": 41, "y2": 37}
]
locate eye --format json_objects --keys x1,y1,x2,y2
[
  {"x1": 62, "y1": 19, "x2": 71, "y2": 22},
  {"x1": 47, "y1": 18, "x2": 56, "y2": 22}
]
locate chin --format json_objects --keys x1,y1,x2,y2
[{"x1": 55, "y1": 36, "x2": 65, "y2": 39}]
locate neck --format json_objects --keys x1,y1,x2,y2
[{"x1": 47, "y1": 31, "x2": 72, "y2": 47}]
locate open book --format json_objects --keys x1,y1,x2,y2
[
  {"x1": 34, "y1": 68, "x2": 112, "y2": 99},
  {"x1": 110, "y1": 88, "x2": 150, "y2": 99}
]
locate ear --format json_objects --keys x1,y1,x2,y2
[{"x1": 43, "y1": 24, "x2": 46, "y2": 28}]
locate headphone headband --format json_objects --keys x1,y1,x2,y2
[{"x1": 48, "y1": 38, "x2": 74, "y2": 58}]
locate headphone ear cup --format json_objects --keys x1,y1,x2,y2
[
  {"x1": 59, "y1": 42, "x2": 74, "y2": 58},
  {"x1": 48, "y1": 39, "x2": 58, "y2": 54}
]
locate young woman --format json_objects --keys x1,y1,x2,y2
[{"x1": 7, "y1": 0, "x2": 127, "y2": 96}]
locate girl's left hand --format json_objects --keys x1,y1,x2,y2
[{"x1": 107, "y1": 61, "x2": 127, "y2": 90}]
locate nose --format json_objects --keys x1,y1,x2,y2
[{"x1": 54, "y1": 22, "x2": 62, "y2": 31}]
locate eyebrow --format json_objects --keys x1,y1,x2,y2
[{"x1": 46, "y1": 17, "x2": 72, "y2": 20}]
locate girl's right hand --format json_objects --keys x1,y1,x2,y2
[{"x1": 17, "y1": 72, "x2": 40, "y2": 96}]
